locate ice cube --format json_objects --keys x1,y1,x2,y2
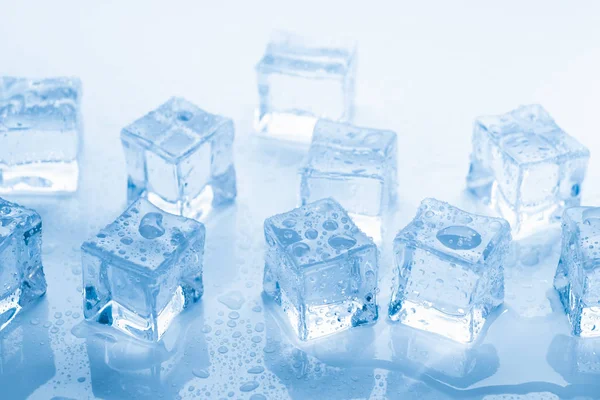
[
  {"x1": 300, "y1": 119, "x2": 397, "y2": 241},
  {"x1": 389, "y1": 198, "x2": 511, "y2": 343},
  {"x1": 121, "y1": 97, "x2": 236, "y2": 221},
  {"x1": 0, "y1": 77, "x2": 82, "y2": 194},
  {"x1": 553, "y1": 207, "x2": 600, "y2": 337},
  {"x1": 467, "y1": 104, "x2": 589, "y2": 237},
  {"x1": 81, "y1": 198, "x2": 205, "y2": 341},
  {"x1": 263, "y1": 198, "x2": 378, "y2": 341},
  {"x1": 0, "y1": 197, "x2": 46, "y2": 330},
  {"x1": 255, "y1": 31, "x2": 356, "y2": 145}
]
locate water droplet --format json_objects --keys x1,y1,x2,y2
[
  {"x1": 120, "y1": 237, "x2": 133, "y2": 245},
  {"x1": 239, "y1": 381, "x2": 259, "y2": 392},
  {"x1": 218, "y1": 291, "x2": 245, "y2": 310},
  {"x1": 583, "y1": 208, "x2": 600, "y2": 226},
  {"x1": 304, "y1": 229, "x2": 318, "y2": 240},
  {"x1": 436, "y1": 226, "x2": 482, "y2": 250},
  {"x1": 328, "y1": 234, "x2": 357, "y2": 250},
  {"x1": 292, "y1": 242, "x2": 310, "y2": 258},
  {"x1": 323, "y1": 220, "x2": 338, "y2": 231},
  {"x1": 282, "y1": 218, "x2": 296, "y2": 227},
  {"x1": 424, "y1": 210, "x2": 435, "y2": 218},
  {"x1": 218, "y1": 345, "x2": 228, "y2": 354},
  {"x1": 192, "y1": 368, "x2": 210, "y2": 378},
  {"x1": 139, "y1": 212, "x2": 165, "y2": 239},
  {"x1": 247, "y1": 366, "x2": 265, "y2": 374}
]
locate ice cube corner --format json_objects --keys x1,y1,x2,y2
[
  {"x1": 554, "y1": 207, "x2": 600, "y2": 338},
  {"x1": 121, "y1": 97, "x2": 236, "y2": 221},
  {"x1": 263, "y1": 198, "x2": 378, "y2": 341},
  {"x1": 0, "y1": 197, "x2": 46, "y2": 331},
  {"x1": 255, "y1": 32, "x2": 357, "y2": 145},
  {"x1": 0, "y1": 77, "x2": 82, "y2": 194},
  {"x1": 81, "y1": 198, "x2": 205, "y2": 342},
  {"x1": 467, "y1": 104, "x2": 589, "y2": 237},
  {"x1": 389, "y1": 198, "x2": 511, "y2": 343}
]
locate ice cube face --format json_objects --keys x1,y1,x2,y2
[
  {"x1": 300, "y1": 120, "x2": 397, "y2": 241},
  {"x1": 81, "y1": 198, "x2": 205, "y2": 342},
  {"x1": 467, "y1": 104, "x2": 589, "y2": 237},
  {"x1": 389, "y1": 198, "x2": 511, "y2": 343},
  {"x1": 553, "y1": 207, "x2": 600, "y2": 338},
  {"x1": 263, "y1": 198, "x2": 378, "y2": 341},
  {"x1": 255, "y1": 32, "x2": 357, "y2": 145},
  {"x1": 0, "y1": 198, "x2": 46, "y2": 331},
  {"x1": 0, "y1": 77, "x2": 81, "y2": 194},
  {"x1": 121, "y1": 97, "x2": 236, "y2": 221}
]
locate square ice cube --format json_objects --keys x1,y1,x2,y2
[
  {"x1": 81, "y1": 198, "x2": 205, "y2": 342},
  {"x1": 263, "y1": 198, "x2": 378, "y2": 341},
  {"x1": 0, "y1": 77, "x2": 82, "y2": 194},
  {"x1": 467, "y1": 104, "x2": 589, "y2": 237},
  {"x1": 255, "y1": 31, "x2": 357, "y2": 145},
  {"x1": 389, "y1": 198, "x2": 511, "y2": 343},
  {"x1": 121, "y1": 97, "x2": 236, "y2": 220},
  {"x1": 553, "y1": 207, "x2": 600, "y2": 337},
  {"x1": 300, "y1": 120, "x2": 397, "y2": 241},
  {"x1": 0, "y1": 197, "x2": 46, "y2": 330}
]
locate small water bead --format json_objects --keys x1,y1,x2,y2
[
  {"x1": 282, "y1": 218, "x2": 296, "y2": 228},
  {"x1": 232, "y1": 331, "x2": 242, "y2": 338},
  {"x1": 192, "y1": 368, "x2": 210, "y2": 379},
  {"x1": 328, "y1": 235, "x2": 357, "y2": 250},
  {"x1": 218, "y1": 345, "x2": 228, "y2": 354},
  {"x1": 436, "y1": 226, "x2": 482, "y2": 250},
  {"x1": 304, "y1": 229, "x2": 318, "y2": 240},
  {"x1": 239, "y1": 381, "x2": 259, "y2": 392},
  {"x1": 292, "y1": 242, "x2": 310, "y2": 257},
  {"x1": 120, "y1": 237, "x2": 133, "y2": 245},
  {"x1": 250, "y1": 395, "x2": 267, "y2": 400},
  {"x1": 254, "y1": 322, "x2": 264, "y2": 332},
  {"x1": 228, "y1": 311, "x2": 240, "y2": 320},
  {"x1": 227, "y1": 320, "x2": 236, "y2": 328},
  {"x1": 425, "y1": 210, "x2": 435, "y2": 218},
  {"x1": 251, "y1": 336, "x2": 262, "y2": 343},
  {"x1": 247, "y1": 366, "x2": 265, "y2": 374},
  {"x1": 322, "y1": 220, "x2": 338, "y2": 231}
]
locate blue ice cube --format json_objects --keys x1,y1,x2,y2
[
  {"x1": 389, "y1": 198, "x2": 511, "y2": 343},
  {"x1": 263, "y1": 198, "x2": 378, "y2": 341},
  {"x1": 121, "y1": 97, "x2": 236, "y2": 220},
  {"x1": 554, "y1": 207, "x2": 600, "y2": 337},
  {"x1": 300, "y1": 120, "x2": 397, "y2": 241},
  {"x1": 0, "y1": 197, "x2": 46, "y2": 330},
  {"x1": 467, "y1": 104, "x2": 589, "y2": 237},
  {"x1": 0, "y1": 77, "x2": 82, "y2": 194},
  {"x1": 255, "y1": 32, "x2": 357, "y2": 145},
  {"x1": 81, "y1": 198, "x2": 205, "y2": 341}
]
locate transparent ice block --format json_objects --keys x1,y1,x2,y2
[
  {"x1": 0, "y1": 77, "x2": 82, "y2": 194},
  {"x1": 121, "y1": 97, "x2": 236, "y2": 221},
  {"x1": 0, "y1": 197, "x2": 46, "y2": 330},
  {"x1": 389, "y1": 198, "x2": 511, "y2": 343},
  {"x1": 300, "y1": 119, "x2": 397, "y2": 241},
  {"x1": 467, "y1": 104, "x2": 589, "y2": 237},
  {"x1": 263, "y1": 198, "x2": 378, "y2": 341},
  {"x1": 255, "y1": 32, "x2": 356, "y2": 145},
  {"x1": 553, "y1": 207, "x2": 600, "y2": 337},
  {"x1": 81, "y1": 198, "x2": 205, "y2": 341}
]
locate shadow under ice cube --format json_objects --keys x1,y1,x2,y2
[
  {"x1": 467, "y1": 104, "x2": 589, "y2": 237},
  {"x1": 389, "y1": 198, "x2": 511, "y2": 343},
  {"x1": 263, "y1": 198, "x2": 378, "y2": 341},
  {"x1": 300, "y1": 119, "x2": 397, "y2": 241},
  {"x1": 0, "y1": 197, "x2": 46, "y2": 331},
  {"x1": 121, "y1": 97, "x2": 236, "y2": 221},
  {"x1": 81, "y1": 198, "x2": 205, "y2": 342},
  {"x1": 554, "y1": 207, "x2": 600, "y2": 337},
  {"x1": 0, "y1": 77, "x2": 82, "y2": 194},
  {"x1": 255, "y1": 31, "x2": 356, "y2": 145}
]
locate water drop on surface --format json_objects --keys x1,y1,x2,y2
[
  {"x1": 304, "y1": 229, "x2": 318, "y2": 240},
  {"x1": 323, "y1": 220, "x2": 338, "y2": 231},
  {"x1": 292, "y1": 242, "x2": 310, "y2": 258},
  {"x1": 192, "y1": 368, "x2": 210, "y2": 378},
  {"x1": 436, "y1": 226, "x2": 482, "y2": 250},
  {"x1": 328, "y1": 235, "x2": 357, "y2": 250},
  {"x1": 240, "y1": 381, "x2": 259, "y2": 392},
  {"x1": 139, "y1": 212, "x2": 165, "y2": 239}
]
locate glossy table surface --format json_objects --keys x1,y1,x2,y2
[{"x1": 1, "y1": 1, "x2": 600, "y2": 399}]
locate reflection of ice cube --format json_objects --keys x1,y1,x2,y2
[
  {"x1": 300, "y1": 119, "x2": 397, "y2": 242},
  {"x1": 263, "y1": 198, "x2": 378, "y2": 341},
  {"x1": 0, "y1": 77, "x2": 81, "y2": 194},
  {"x1": 0, "y1": 197, "x2": 46, "y2": 331},
  {"x1": 255, "y1": 32, "x2": 356, "y2": 145},
  {"x1": 548, "y1": 334, "x2": 600, "y2": 386},
  {"x1": 81, "y1": 198, "x2": 205, "y2": 341},
  {"x1": 121, "y1": 97, "x2": 236, "y2": 221},
  {"x1": 389, "y1": 198, "x2": 511, "y2": 343},
  {"x1": 467, "y1": 104, "x2": 589, "y2": 237},
  {"x1": 553, "y1": 207, "x2": 600, "y2": 337}
]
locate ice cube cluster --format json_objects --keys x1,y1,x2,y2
[{"x1": 0, "y1": 32, "x2": 594, "y2": 347}]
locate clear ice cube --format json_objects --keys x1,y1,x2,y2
[
  {"x1": 467, "y1": 104, "x2": 589, "y2": 237},
  {"x1": 0, "y1": 197, "x2": 46, "y2": 330},
  {"x1": 81, "y1": 198, "x2": 205, "y2": 341},
  {"x1": 389, "y1": 198, "x2": 511, "y2": 343},
  {"x1": 300, "y1": 119, "x2": 397, "y2": 241},
  {"x1": 263, "y1": 198, "x2": 378, "y2": 341},
  {"x1": 0, "y1": 77, "x2": 82, "y2": 194},
  {"x1": 121, "y1": 97, "x2": 236, "y2": 221},
  {"x1": 554, "y1": 207, "x2": 600, "y2": 337},
  {"x1": 255, "y1": 32, "x2": 357, "y2": 145}
]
